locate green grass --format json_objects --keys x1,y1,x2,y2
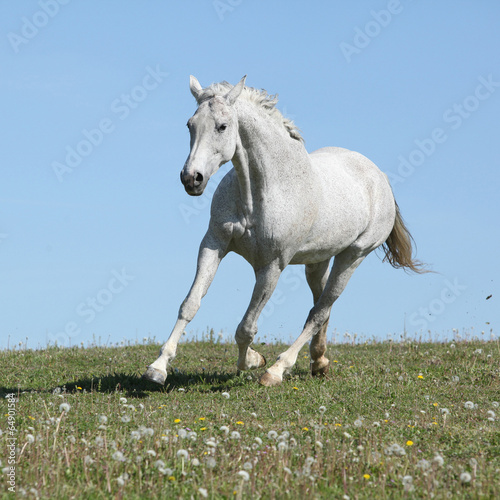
[{"x1": 1, "y1": 337, "x2": 499, "y2": 499}]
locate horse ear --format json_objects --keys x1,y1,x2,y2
[
  {"x1": 190, "y1": 75, "x2": 203, "y2": 101},
  {"x1": 224, "y1": 75, "x2": 246, "y2": 105}
]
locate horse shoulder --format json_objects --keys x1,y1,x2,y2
[{"x1": 209, "y1": 169, "x2": 246, "y2": 241}]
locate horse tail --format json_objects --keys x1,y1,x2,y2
[{"x1": 381, "y1": 199, "x2": 430, "y2": 274}]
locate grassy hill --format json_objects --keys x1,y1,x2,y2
[{"x1": 0, "y1": 338, "x2": 499, "y2": 499}]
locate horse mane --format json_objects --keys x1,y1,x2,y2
[{"x1": 195, "y1": 81, "x2": 304, "y2": 143}]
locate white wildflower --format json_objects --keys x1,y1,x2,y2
[
  {"x1": 205, "y1": 456, "x2": 216, "y2": 469},
  {"x1": 154, "y1": 460, "x2": 165, "y2": 469},
  {"x1": 460, "y1": 472, "x2": 472, "y2": 483},
  {"x1": 277, "y1": 441, "x2": 288, "y2": 452},
  {"x1": 237, "y1": 470, "x2": 250, "y2": 481},
  {"x1": 221, "y1": 392, "x2": 230, "y2": 399},
  {"x1": 130, "y1": 431, "x2": 141, "y2": 440},
  {"x1": 121, "y1": 415, "x2": 131, "y2": 423},
  {"x1": 319, "y1": 405, "x2": 327, "y2": 414},
  {"x1": 433, "y1": 454, "x2": 445, "y2": 466},
  {"x1": 267, "y1": 430, "x2": 278, "y2": 439},
  {"x1": 84, "y1": 455, "x2": 94, "y2": 465},
  {"x1": 243, "y1": 461, "x2": 253, "y2": 470},
  {"x1": 112, "y1": 451, "x2": 126, "y2": 462},
  {"x1": 146, "y1": 450, "x2": 156, "y2": 457},
  {"x1": 254, "y1": 437, "x2": 263, "y2": 446},
  {"x1": 59, "y1": 403, "x2": 70, "y2": 413},
  {"x1": 177, "y1": 449, "x2": 189, "y2": 460},
  {"x1": 178, "y1": 429, "x2": 187, "y2": 439},
  {"x1": 464, "y1": 401, "x2": 475, "y2": 410},
  {"x1": 219, "y1": 425, "x2": 229, "y2": 435},
  {"x1": 192, "y1": 458, "x2": 200, "y2": 466},
  {"x1": 99, "y1": 415, "x2": 108, "y2": 424},
  {"x1": 26, "y1": 434, "x2": 35, "y2": 443},
  {"x1": 353, "y1": 418, "x2": 363, "y2": 428},
  {"x1": 231, "y1": 431, "x2": 241, "y2": 440},
  {"x1": 119, "y1": 397, "x2": 127, "y2": 404},
  {"x1": 198, "y1": 488, "x2": 208, "y2": 498}
]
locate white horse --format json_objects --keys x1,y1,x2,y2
[{"x1": 143, "y1": 76, "x2": 425, "y2": 387}]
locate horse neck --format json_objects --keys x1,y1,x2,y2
[{"x1": 231, "y1": 101, "x2": 309, "y2": 220}]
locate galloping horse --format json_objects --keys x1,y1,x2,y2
[{"x1": 143, "y1": 76, "x2": 425, "y2": 387}]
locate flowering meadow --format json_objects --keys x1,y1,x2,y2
[{"x1": 1, "y1": 336, "x2": 499, "y2": 499}]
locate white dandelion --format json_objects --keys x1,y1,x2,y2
[
  {"x1": 99, "y1": 415, "x2": 108, "y2": 424},
  {"x1": 59, "y1": 403, "x2": 71, "y2": 413},
  {"x1": 464, "y1": 401, "x2": 475, "y2": 410},
  {"x1": 177, "y1": 449, "x2": 189, "y2": 460},
  {"x1": 237, "y1": 470, "x2": 250, "y2": 481},
  {"x1": 112, "y1": 451, "x2": 126, "y2": 462},
  {"x1": 231, "y1": 431, "x2": 241, "y2": 440},
  {"x1": 460, "y1": 472, "x2": 472, "y2": 483},
  {"x1": 267, "y1": 430, "x2": 278, "y2": 440},
  {"x1": 221, "y1": 392, "x2": 230, "y2": 399}
]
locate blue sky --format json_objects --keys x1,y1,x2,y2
[{"x1": 0, "y1": 0, "x2": 498, "y2": 350}]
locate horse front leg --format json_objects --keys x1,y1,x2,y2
[
  {"x1": 142, "y1": 231, "x2": 227, "y2": 384},
  {"x1": 235, "y1": 261, "x2": 282, "y2": 372}
]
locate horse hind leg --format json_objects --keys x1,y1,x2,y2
[
  {"x1": 259, "y1": 249, "x2": 367, "y2": 386},
  {"x1": 306, "y1": 260, "x2": 331, "y2": 377}
]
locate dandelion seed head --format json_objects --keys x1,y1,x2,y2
[
  {"x1": 237, "y1": 470, "x2": 250, "y2": 481},
  {"x1": 221, "y1": 392, "x2": 230, "y2": 399},
  {"x1": 176, "y1": 449, "x2": 189, "y2": 460},
  {"x1": 26, "y1": 434, "x2": 35, "y2": 443},
  {"x1": 460, "y1": 472, "x2": 472, "y2": 483},
  {"x1": 99, "y1": 415, "x2": 108, "y2": 424},
  {"x1": 112, "y1": 451, "x2": 126, "y2": 462},
  {"x1": 198, "y1": 488, "x2": 208, "y2": 498},
  {"x1": 230, "y1": 431, "x2": 241, "y2": 440},
  {"x1": 59, "y1": 403, "x2": 70, "y2": 413},
  {"x1": 267, "y1": 430, "x2": 278, "y2": 440},
  {"x1": 464, "y1": 401, "x2": 475, "y2": 409}
]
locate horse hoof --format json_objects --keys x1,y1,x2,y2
[
  {"x1": 311, "y1": 358, "x2": 330, "y2": 377},
  {"x1": 258, "y1": 352, "x2": 267, "y2": 368},
  {"x1": 258, "y1": 371, "x2": 282, "y2": 387},
  {"x1": 142, "y1": 367, "x2": 167, "y2": 385}
]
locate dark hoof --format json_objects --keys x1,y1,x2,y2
[
  {"x1": 311, "y1": 358, "x2": 330, "y2": 377},
  {"x1": 259, "y1": 352, "x2": 267, "y2": 368},
  {"x1": 142, "y1": 366, "x2": 167, "y2": 385}
]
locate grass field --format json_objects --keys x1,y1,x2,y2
[{"x1": 1, "y1": 335, "x2": 499, "y2": 499}]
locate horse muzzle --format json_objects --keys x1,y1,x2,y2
[{"x1": 180, "y1": 169, "x2": 205, "y2": 196}]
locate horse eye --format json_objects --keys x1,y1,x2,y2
[{"x1": 217, "y1": 124, "x2": 227, "y2": 132}]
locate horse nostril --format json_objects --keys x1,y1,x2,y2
[{"x1": 194, "y1": 172, "x2": 203, "y2": 186}]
